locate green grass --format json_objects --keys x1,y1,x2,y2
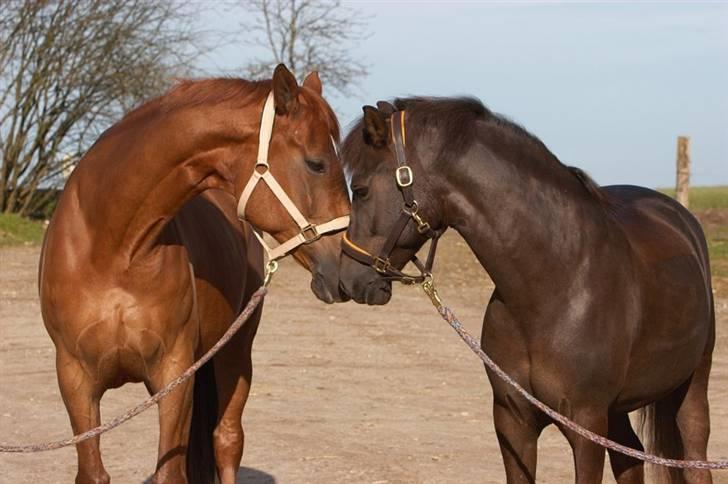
[
  {"x1": 655, "y1": 186, "x2": 728, "y2": 279},
  {"x1": 0, "y1": 187, "x2": 726, "y2": 276},
  {"x1": 708, "y1": 240, "x2": 728, "y2": 277},
  {"x1": 707, "y1": 228, "x2": 728, "y2": 279},
  {"x1": 658, "y1": 185, "x2": 728, "y2": 210},
  {"x1": 0, "y1": 213, "x2": 45, "y2": 246}
]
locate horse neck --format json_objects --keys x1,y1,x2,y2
[
  {"x1": 436, "y1": 125, "x2": 611, "y2": 308},
  {"x1": 74, "y1": 100, "x2": 261, "y2": 265}
]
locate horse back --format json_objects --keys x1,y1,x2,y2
[{"x1": 604, "y1": 185, "x2": 711, "y2": 287}]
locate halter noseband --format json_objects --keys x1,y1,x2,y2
[
  {"x1": 237, "y1": 92, "x2": 350, "y2": 263},
  {"x1": 342, "y1": 110, "x2": 441, "y2": 285}
]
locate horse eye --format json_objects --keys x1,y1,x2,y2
[
  {"x1": 352, "y1": 186, "x2": 369, "y2": 200},
  {"x1": 305, "y1": 159, "x2": 326, "y2": 174}
]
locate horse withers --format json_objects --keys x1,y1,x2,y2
[
  {"x1": 336, "y1": 98, "x2": 714, "y2": 483},
  {"x1": 39, "y1": 64, "x2": 350, "y2": 483}
]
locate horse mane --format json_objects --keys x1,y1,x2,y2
[
  {"x1": 565, "y1": 166, "x2": 611, "y2": 205},
  {"x1": 121, "y1": 77, "x2": 340, "y2": 140},
  {"x1": 161, "y1": 78, "x2": 272, "y2": 111},
  {"x1": 343, "y1": 96, "x2": 607, "y2": 205}
]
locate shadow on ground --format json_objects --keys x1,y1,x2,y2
[
  {"x1": 235, "y1": 467, "x2": 276, "y2": 483},
  {"x1": 142, "y1": 467, "x2": 275, "y2": 483}
]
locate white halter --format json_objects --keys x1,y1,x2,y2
[{"x1": 237, "y1": 92, "x2": 350, "y2": 262}]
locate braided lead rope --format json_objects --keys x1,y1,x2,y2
[
  {"x1": 433, "y1": 301, "x2": 728, "y2": 470},
  {"x1": 0, "y1": 287, "x2": 267, "y2": 453}
]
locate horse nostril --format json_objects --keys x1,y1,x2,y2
[{"x1": 364, "y1": 279, "x2": 392, "y2": 305}]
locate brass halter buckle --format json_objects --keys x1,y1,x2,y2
[
  {"x1": 395, "y1": 166, "x2": 413, "y2": 187},
  {"x1": 301, "y1": 224, "x2": 321, "y2": 243}
]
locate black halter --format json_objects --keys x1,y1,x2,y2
[{"x1": 342, "y1": 110, "x2": 442, "y2": 285}]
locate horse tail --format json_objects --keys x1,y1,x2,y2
[
  {"x1": 639, "y1": 395, "x2": 686, "y2": 484},
  {"x1": 186, "y1": 359, "x2": 219, "y2": 484}
]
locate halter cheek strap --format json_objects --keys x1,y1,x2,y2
[{"x1": 237, "y1": 92, "x2": 350, "y2": 262}]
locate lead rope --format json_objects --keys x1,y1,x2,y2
[
  {"x1": 420, "y1": 277, "x2": 728, "y2": 470},
  {"x1": 0, "y1": 287, "x2": 267, "y2": 453}
]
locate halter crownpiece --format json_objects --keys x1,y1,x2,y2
[
  {"x1": 237, "y1": 91, "x2": 350, "y2": 263},
  {"x1": 342, "y1": 110, "x2": 442, "y2": 284}
]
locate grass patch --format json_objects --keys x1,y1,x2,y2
[
  {"x1": 656, "y1": 186, "x2": 728, "y2": 282},
  {"x1": 710, "y1": 241, "x2": 728, "y2": 278},
  {"x1": 0, "y1": 213, "x2": 45, "y2": 246},
  {"x1": 658, "y1": 185, "x2": 728, "y2": 210}
]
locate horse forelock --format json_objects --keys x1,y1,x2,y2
[{"x1": 300, "y1": 87, "x2": 341, "y2": 143}]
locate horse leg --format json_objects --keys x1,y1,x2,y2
[
  {"x1": 147, "y1": 346, "x2": 196, "y2": 483},
  {"x1": 212, "y1": 345, "x2": 253, "y2": 484},
  {"x1": 607, "y1": 412, "x2": 644, "y2": 483},
  {"x1": 56, "y1": 349, "x2": 110, "y2": 484},
  {"x1": 492, "y1": 395, "x2": 544, "y2": 484},
  {"x1": 484, "y1": 295, "x2": 544, "y2": 483},
  {"x1": 675, "y1": 353, "x2": 713, "y2": 484},
  {"x1": 212, "y1": 304, "x2": 262, "y2": 484},
  {"x1": 559, "y1": 407, "x2": 608, "y2": 484}
]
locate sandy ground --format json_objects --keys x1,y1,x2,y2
[{"x1": 1, "y1": 232, "x2": 727, "y2": 483}]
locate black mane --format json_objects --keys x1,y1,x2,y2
[{"x1": 342, "y1": 96, "x2": 607, "y2": 204}]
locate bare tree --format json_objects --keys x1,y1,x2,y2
[
  {"x1": 0, "y1": 0, "x2": 202, "y2": 216},
  {"x1": 239, "y1": 0, "x2": 368, "y2": 96}
]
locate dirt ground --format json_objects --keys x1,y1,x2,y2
[{"x1": 1, "y1": 232, "x2": 727, "y2": 483}]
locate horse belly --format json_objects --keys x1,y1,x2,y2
[{"x1": 614, "y1": 258, "x2": 711, "y2": 412}]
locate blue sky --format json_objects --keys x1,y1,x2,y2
[{"x1": 201, "y1": 1, "x2": 728, "y2": 188}]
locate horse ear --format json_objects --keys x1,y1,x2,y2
[
  {"x1": 302, "y1": 71, "x2": 322, "y2": 95},
  {"x1": 362, "y1": 105, "x2": 388, "y2": 148},
  {"x1": 376, "y1": 101, "x2": 395, "y2": 116},
  {"x1": 272, "y1": 64, "x2": 299, "y2": 115}
]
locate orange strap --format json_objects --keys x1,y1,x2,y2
[
  {"x1": 390, "y1": 110, "x2": 407, "y2": 147},
  {"x1": 342, "y1": 232, "x2": 374, "y2": 257},
  {"x1": 400, "y1": 111, "x2": 406, "y2": 146}
]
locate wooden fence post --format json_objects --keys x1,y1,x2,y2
[{"x1": 675, "y1": 136, "x2": 690, "y2": 208}]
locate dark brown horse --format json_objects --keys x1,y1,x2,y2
[
  {"x1": 337, "y1": 98, "x2": 715, "y2": 483},
  {"x1": 39, "y1": 65, "x2": 350, "y2": 483}
]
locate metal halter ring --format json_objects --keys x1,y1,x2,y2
[
  {"x1": 402, "y1": 200, "x2": 419, "y2": 216},
  {"x1": 263, "y1": 259, "x2": 279, "y2": 287},
  {"x1": 373, "y1": 257, "x2": 391, "y2": 273}
]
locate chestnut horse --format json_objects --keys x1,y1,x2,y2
[
  {"x1": 39, "y1": 65, "x2": 349, "y2": 483},
  {"x1": 337, "y1": 98, "x2": 714, "y2": 484}
]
